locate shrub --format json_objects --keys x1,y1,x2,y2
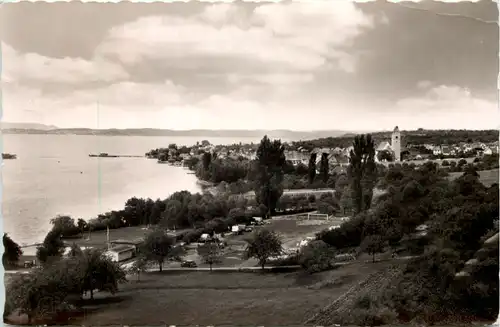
[
  {"x1": 319, "y1": 212, "x2": 367, "y2": 249},
  {"x1": 182, "y1": 229, "x2": 204, "y2": 244},
  {"x1": 298, "y1": 240, "x2": 336, "y2": 273},
  {"x1": 270, "y1": 253, "x2": 300, "y2": 266}
]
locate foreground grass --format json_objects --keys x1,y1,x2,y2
[{"x1": 70, "y1": 261, "x2": 393, "y2": 326}]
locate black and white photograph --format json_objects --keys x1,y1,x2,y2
[{"x1": 1, "y1": 0, "x2": 499, "y2": 325}]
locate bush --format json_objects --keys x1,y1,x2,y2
[
  {"x1": 298, "y1": 240, "x2": 336, "y2": 273},
  {"x1": 270, "y1": 253, "x2": 300, "y2": 266},
  {"x1": 182, "y1": 229, "x2": 204, "y2": 244},
  {"x1": 319, "y1": 212, "x2": 367, "y2": 249}
]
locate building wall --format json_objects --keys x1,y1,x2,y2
[
  {"x1": 105, "y1": 251, "x2": 120, "y2": 262},
  {"x1": 118, "y1": 250, "x2": 134, "y2": 262}
]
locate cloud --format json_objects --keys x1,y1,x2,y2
[
  {"x1": 73, "y1": 81, "x2": 187, "y2": 110},
  {"x1": 227, "y1": 73, "x2": 314, "y2": 85},
  {"x1": 417, "y1": 80, "x2": 433, "y2": 89},
  {"x1": 2, "y1": 81, "x2": 188, "y2": 127},
  {"x1": 387, "y1": 0, "x2": 481, "y2": 2},
  {"x1": 393, "y1": 84, "x2": 498, "y2": 130},
  {"x1": 95, "y1": 2, "x2": 374, "y2": 73},
  {"x1": 1, "y1": 43, "x2": 129, "y2": 84}
]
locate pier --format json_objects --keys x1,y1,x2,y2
[{"x1": 89, "y1": 153, "x2": 143, "y2": 158}]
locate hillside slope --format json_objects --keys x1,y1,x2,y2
[{"x1": 305, "y1": 263, "x2": 405, "y2": 326}]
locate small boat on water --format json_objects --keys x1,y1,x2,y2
[{"x1": 2, "y1": 153, "x2": 17, "y2": 160}]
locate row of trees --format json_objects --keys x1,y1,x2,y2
[
  {"x1": 307, "y1": 152, "x2": 330, "y2": 184},
  {"x1": 135, "y1": 226, "x2": 285, "y2": 273},
  {"x1": 196, "y1": 154, "x2": 250, "y2": 184}
]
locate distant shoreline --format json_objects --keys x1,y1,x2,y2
[{"x1": 1, "y1": 128, "x2": 351, "y2": 140}]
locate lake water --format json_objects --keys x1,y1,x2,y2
[{"x1": 1, "y1": 134, "x2": 264, "y2": 245}]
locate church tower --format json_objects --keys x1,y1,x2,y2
[{"x1": 391, "y1": 126, "x2": 401, "y2": 162}]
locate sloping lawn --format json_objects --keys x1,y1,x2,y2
[{"x1": 70, "y1": 261, "x2": 393, "y2": 326}]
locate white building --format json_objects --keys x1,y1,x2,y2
[{"x1": 104, "y1": 244, "x2": 136, "y2": 262}]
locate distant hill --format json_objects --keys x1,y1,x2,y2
[
  {"x1": 0, "y1": 127, "x2": 355, "y2": 140},
  {"x1": 291, "y1": 129, "x2": 500, "y2": 149},
  {"x1": 1, "y1": 122, "x2": 58, "y2": 131}
]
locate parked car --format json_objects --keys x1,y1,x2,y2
[{"x1": 181, "y1": 260, "x2": 197, "y2": 268}]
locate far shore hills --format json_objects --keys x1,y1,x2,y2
[
  {"x1": 1, "y1": 122, "x2": 497, "y2": 140},
  {"x1": 0, "y1": 122, "x2": 365, "y2": 139}
]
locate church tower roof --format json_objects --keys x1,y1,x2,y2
[{"x1": 393, "y1": 126, "x2": 399, "y2": 132}]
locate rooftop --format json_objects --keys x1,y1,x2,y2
[{"x1": 110, "y1": 238, "x2": 144, "y2": 245}]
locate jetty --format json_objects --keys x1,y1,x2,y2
[
  {"x1": 2, "y1": 153, "x2": 17, "y2": 159},
  {"x1": 89, "y1": 153, "x2": 142, "y2": 158}
]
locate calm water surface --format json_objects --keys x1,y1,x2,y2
[{"x1": 1, "y1": 134, "x2": 263, "y2": 245}]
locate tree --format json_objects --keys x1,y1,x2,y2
[
  {"x1": 202, "y1": 152, "x2": 212, "y2": 171},
  {"x1": 295, "y1": 163, "x2": 308, "y2": 176},
  {"x1": 50, "y1": 215, "x2": 78, "y2": 237},
  {"x1": 360, "y1": 234, "x2": 386, "y2": 263},
  {"x1": 348, "y1": 134, "x2": 376, "y2": 214},
  {"x1": 244, "y1": 229, "x2": 282, "y2": 270},
  {"x1": 3, "y1": 233, "x2": 23, "y2": 268},
  {"x1": 36, "y1": 229, "x2": 65, "y2": 264},
  {"x1": 5, "y1": 267, "x2": 68, "y2": 323},
  {"x1": 377, "y1": 150, "x2": 394, "y2": 162},
  {"x1": 320, "y1": 153, "x2": 329, "y2": 183},
  {"x1": 5, "y1": 249, "x2": 127, "y2": 322},
  {"x1": 254, "y1": 135, "x2": 286, "y2": 218},
  {"x1": 158, "y1": 151, "x2": 169, "y2": 162},
  {"x1": 77, "y1": 249, "x2": 127, "y2": 300},
  {"x1": 77, "y1": 218, "x2": 87, "y2": 235},
  {"x1": 197, "y1": 241, "x2": 223, "y2": 271},
  {"x1": 339, "y1": 186, "x2": 352, "y2": 215},
  {"x1": 140, "y1": 230, "x2": 177, "y2": 272},
  {"x1": 161, "y1": 200, "x2": 183, "y2": 230},
  {"x1": 308, "y1": 152, "x2": 317, "y2": 184},
  {"x1": 129, "y1": 255, "x2": 149, "y2": 281}
]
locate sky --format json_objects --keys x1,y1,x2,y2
[{"x1": 1, "y1": 0, "x2": 498, "y2": 131}]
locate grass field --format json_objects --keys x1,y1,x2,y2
[
  {"x1": 448, "y1": 169, "x2": 499, "y2": 187},
  {"x1": 65, "y1": 226, "x2": 151, "y2": 249},
  {"x1": 69, "y1": 260, "x2": 395, "y2": 326}
]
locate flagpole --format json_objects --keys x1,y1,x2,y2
[{"x1": 107, "y1": 225, "x2": 110, "y2": 250}]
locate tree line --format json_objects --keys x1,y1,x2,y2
[{"x1": 290, "y1": 129, "x2": 499, "y2": 152}]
